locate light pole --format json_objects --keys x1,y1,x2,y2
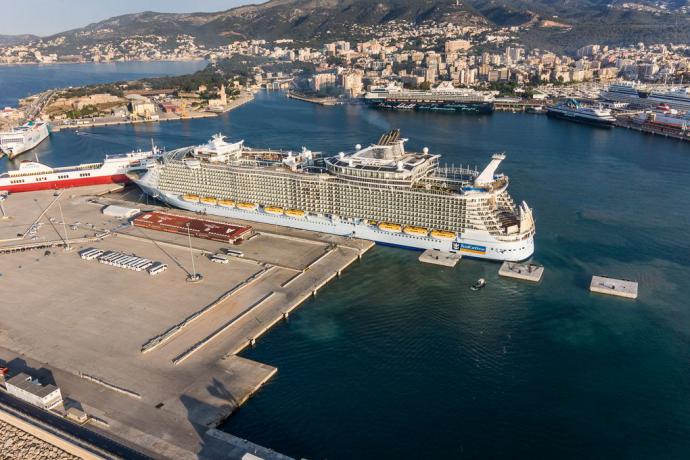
[
  {"x1": 57, "y1": 199, "x2": 70, "y2": 251},
  {"x1": 186, "y1": 222, "x2": 201, "y2": 282},
  {"x1": 0, "y1": 194, "x2": 7, "y2": 220}
]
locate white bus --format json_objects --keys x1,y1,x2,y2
[
  {"x1": 147, "y1": 263, "x2": 168, "y2": 276},
  {"x1": 222, "y1": 248, "x2": 244, "y2": 258}
]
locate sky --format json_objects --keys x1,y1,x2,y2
[{"x1": 1, "y1": 0, "x2": 259, "y2": 36}]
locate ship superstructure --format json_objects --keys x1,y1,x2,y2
[
  {"x1": 601, "y1": 82, "x2": 690, "y2": 112},
  {"x1": 132, "y1": 131, "x2": 535, "y2": 261},
  {"x1": 0, "y1": 122, "x2": 50, "y2": 159}
]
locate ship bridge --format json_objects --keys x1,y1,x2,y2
[{"x1": 325, "y1": 130, "x2": 439, "y2": 185}]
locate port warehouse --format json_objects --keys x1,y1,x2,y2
[{"x1": 131, "y1": 211, "x2": 252, "y2": 244}]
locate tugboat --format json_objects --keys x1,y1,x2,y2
[{"x1": 471, "y1": 278, "x2": 486, "y2": 291}]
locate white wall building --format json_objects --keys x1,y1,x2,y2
[{"x1": 5, "y1": 373, "x2": 63, "y2": 409}]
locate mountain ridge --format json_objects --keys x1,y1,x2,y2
[{"x1": 3, "y1": 0, "x2": 690, "y2": 53}]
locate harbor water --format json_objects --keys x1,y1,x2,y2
[
  {"x1": 1, "y1": 83, "x2": 690, "y2": 458},
  {"x1": 0, "y1": 60, "x2": 207, "y2": 108}
]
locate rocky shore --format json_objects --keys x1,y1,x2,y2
[{"x1": 0, "y1": 420, "x2": 78, "y2": 460}]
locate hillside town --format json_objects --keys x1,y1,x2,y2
[
  {"x1": 3, "y1": 20, "x2": 690, "y2": 93},
  {"x1": 3, "y1": 18, "x2": 690, "y2": 133}
]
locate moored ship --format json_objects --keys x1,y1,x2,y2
[
  {"x1": 547, "y1": 99, "x2": 615, "y2": 127},
  {"x1": 601, "y1": 82, "x2": 690, "y2": 112},
  {"x1": 634, "y1": 104, "x2": 690, "y2": 130},
  {"x1": 130, "y1": 131, "x2": 535, "y2": 261},
  {"x1": 0, "y1": 121, "x2": 50, "y2": 159},
  {"x1": 365, "y1": 82, "x2": 495, "y2": 113},
  {"x1": 0, "y1": 149, "x2": 155, "y2": 193}
]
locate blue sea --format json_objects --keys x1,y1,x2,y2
[
  {"x1": 1, "y1": 67, "x2": 689, "y2": 459},
  {"x1": 0, "y1": 60, "x2": 206, "y2": 108}
]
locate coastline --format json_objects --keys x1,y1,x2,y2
[{"x1": 0, "y1": 58, "x2": 208, "y2": 67}]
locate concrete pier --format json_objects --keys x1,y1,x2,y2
[
  {"x1": 418, "y1": 249, "x2": 461, "y2": 267},
  {"x1": 590, "y1": 275, "x2": 638, "y2": 299},
  {"x1": 498, "y1": 261, "x2": 544, "y2": 282},
  {"x1": 0, "y1": 185, "x2": 372, "y2": 459}
]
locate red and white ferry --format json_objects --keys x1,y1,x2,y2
[{"x1": 0, "y1": 150, "x2": 155, "y2": 193}]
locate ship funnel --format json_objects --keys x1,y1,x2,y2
[{"x1": 475, "y1": 153, "x2": 506, "y2": 186}]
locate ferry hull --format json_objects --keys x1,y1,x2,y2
[
  {"x1": 546, "y1": 109, "x2": 614, "y2": 128},
  {"x1": 140, "y1": 187, "x2": 534, "y2": 262},
  {"x1": 0, "y1": 174, "x2": 129, "y2": 193},
  {"x1": 371, "y1": 101, "x2": 495, "y2": 114}
]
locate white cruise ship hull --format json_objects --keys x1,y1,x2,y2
[{"x1": 143, "y1": 188, "x2": 534, "y2": 262}]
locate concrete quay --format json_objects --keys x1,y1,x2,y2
[
  {"x1": 614, "y1": 116, "x2": 690, "y2": 142},
  {"x1": 418, "y1": 249, "x2": 461, "y2": 267},
  {"x1": 590, "y1": 275, "x2": 638, "y2": 299},
  {"x1": 0, "y1": 185, "x2": 373, "y2": 459},
  {"x1": 498, "y1": 261, "x2": 544, "y2": 282}
]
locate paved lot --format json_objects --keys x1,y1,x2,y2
[{"x1": 0, "y1": 186, "x2": 373, "y2": 459}]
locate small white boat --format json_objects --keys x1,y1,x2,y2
[{"x1": 471, "y1": 278, "x2": 486, "y2": 291}]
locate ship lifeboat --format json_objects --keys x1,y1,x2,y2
[
  {"x1": 182, "y1": 194, "x2": 200, "y2": 203},
  {"x1": 404, "y1": 226, "x2": 428, "y2": 236},
  {"x1": 237, "y1": 202, "x2": 258, "y2": 211},
  {"x1": 430, "y1": 230, "x2": 456, "y2": 240},
  {"x1": 200, "y1": 197, "x2": 218, "y2": 205},
  {"x1": 285, "y1": 209, "x2": 306, "y2": 218},
  {"x1": 264, "y1": 206, "x2": 284, "y2": 215},
  {"x1": 378, "y1": 222, "x2": 402, "y2": 233},
  {"x1": 218, "y1": 199, "x2": 236, "y2": 208}
]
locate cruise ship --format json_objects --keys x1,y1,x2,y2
[
  {"x1": 131, "y1": 131, "x2": 535, "y2": 261},
  {"x1": 547, "y1": 99, "x2": 615, "y2": 127},
  {"x1": 600, "y1": 82, "x2": 690, "y2": 111},
  {"x1": 0, "y1": 149, "x2": 155, "y2": 193},
  {"x1": 0, "y1": 121, "x2": 50, "y2": 159},
  {"x1": 364, "y1": 82, "x2": 495, "y2": 113},
  {"x1": 600, "y1": 81, "x2": 647, "y2": 104}
]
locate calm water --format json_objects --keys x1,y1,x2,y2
[
  {"x1": 0, "y1": 60, "x2": 206, "y2": 108},
  {"x1": 2, "y1": 89, "x2": 690, "y2": 459}
]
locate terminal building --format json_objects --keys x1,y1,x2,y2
[{"x1": 5, "y1": 373, "x2": 63, "y2": 409}]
